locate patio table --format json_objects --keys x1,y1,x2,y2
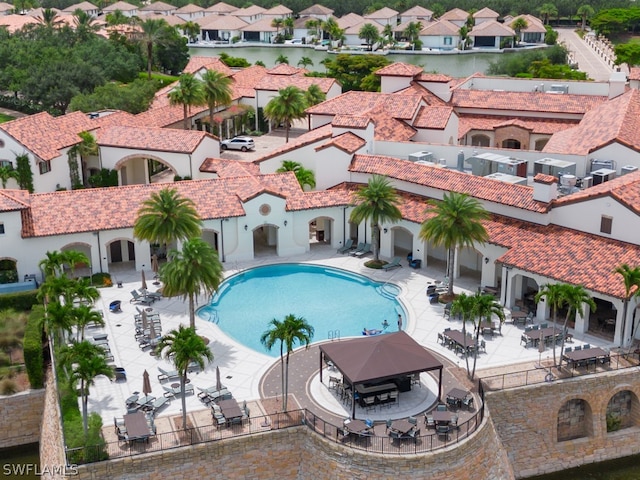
[
  {"x1": 432, "y1": 410, "x2": 452, "y2": 424},
  {"x1": 524, "y1": 327, "x2": 560, "y2": 347},
  {"x1": 345, "y1": 419, "x2": 370, "y2": 435},
  {"x1": 218, "y1": 398, "x2": 243, "y2": 422},
  {"x1": 390, "y1": 419, "x2": 414, "y2": 435},
  {"x1": 123, "y1": 411, "x2": 152, "y2": 442},
  {"x1": 443, "y1": 330, "x2": 474, "y2": 351},
  {"x1": 447, "y1": 388, "x2": 469, "y2": 402},
  {"x1": 563, "y1": 347, "x2": 608, "y2": 367}
]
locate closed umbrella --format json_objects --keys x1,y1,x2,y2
[
  {"x1": 151, "y1": 255, "x2": 160, "y2": 285},
  {"x1": 141, "y1": 270, "x2": 148, "y2": 291},
  {"x1": 216, "y1": 366, "x2": 222, "y2": 391},
  {"x1": 149, "y1": 321, "x2": 158, "y2": 341},
  {"x1": 141, "y1": 309, "x2": 149, "y2": 331},
  {"x1": 142, "y1": 369, "x2": 152, "y2": 396}
]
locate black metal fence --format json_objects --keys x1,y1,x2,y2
[{"x1": 67, "y1": 405, "x2": 486, "y2": 464}]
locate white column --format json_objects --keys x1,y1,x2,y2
[{"x1": 574, "y1": 303, "x2": 590, "y2": 335}]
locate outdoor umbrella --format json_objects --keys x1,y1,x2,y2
[
  {"x1": 216, "y1": 366, "x2": 222, "y2": 391},
  {"x1": 149, "y1": 321, "x2": 158, "y2": 341},
  {"x1": 142, "y1": 369, "x2": 152, "y2": 396},
  {"x1": 151, "y1": 255, "x2": 160, "y2": 285},
  {"x1": 141, "y1": 309, "x2": 149, "y2": 331},
  {"x1": 141, "y1": 270, "x2": 147, "y2": 291}
]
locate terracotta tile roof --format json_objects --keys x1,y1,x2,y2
[
  {"x1": 458, "y1": 114, "x2": 578, "y2": 138},
  {"x1": 175, "y1": 4, "x2": 204, "y2": 13},
  {"x1": 254, "y1": 124, "x2": 332, "y2": 163},
  {"x1": 337, "y1": 13, "x2": 365, "y2": 29},
  {"x1": 198, "y1": 14, "x2": 247, "y2": 29},
  {"x1": 315, "y1": 132, "x2": 367, "y2": 154},
  {"x1": 413, "y1": 105, "x2": 454, "y2": 129},
  {"x1": 199, "y1": 158, "x2": 261, "y2": 177},
  {"x1": 440, "y1": 8, "x2": 469, "y2": 21},
  {"x1": 63, "y1": 1, "x2": 98, "y2": 12},
  {"x1": 473, "y1": 7, "x2": 499, "y2": 18},
  {"x1": 364, "y1": 7, "x2": 398, "y2": 19},
  {"x1": 344, "y1": 20, "x2": 384, "y2": 35},
  {"x1": 103, "y1": 1, "x2": 137, "y2": 12},
  {"x1": 265, "y1": 5, "x2": 292, "y2": 15},
  {"x1": 240, "y1": 16, "x2": 276, "y2": 32},
  {"x1": 375, "y1": 62, "x2": 423, "y2": 77},
  {"x1": 511, "y1": 14, "x2": 547, "y2": 33},
  {"x1": 97, "y1": 126, "x2": 209, "y2": 153},
  {"x1": 306, "y1": 91, "x2": 422, "y2": 120},
  {"x1": 138, "y1": 13, "x2": 184, "y2": 26},
  {"x1": 232, "y1": 5, "x2": 266, "y2": 16},
  {"x1": 0, "y1": 111, "x2": 96, "y2": 161},
  {"x1": 396, "y1": 82, "x2": 447, "y2": 106},
  {"x1": 543, "y1": 89, "x2": 640, "y2": 155},
  {"x1": 140, "y1": 1, "x2": 174, "y2": 11},
  {"x1": 420, "y1": 19, "x2": 459, "y2": 36},
  {"x1": 299, "y1": 4, "x2": 334, "y2": 15},
  {"x1": 0, "y1": 14, "x2": 37, "y2": 33},
  {"x1": 92, "y1": 111, "x2": 140, "y2": 128},
  {"x1": 256, "y1": 75, "x2": 336, "y2": 93},
  {"x1": 182, "y1": 56, "x2": 233, "y2": 76},
  {"x1": 0, "y1": 190, "x2": 29, "y2": 212},
  {"x1": 368, "y1": 106, "x2": 417, "y2": 141},
  {"x1": 552, "y1": 170, "x2": 640, "y2": 214},
  {"x1": 451, "y1": 89, "x2": 607, "y2": 115},
  {"x1": 470, "y1": 20, "x2": 514, "y2": 37},
  {"x1": 266, "y1": 64, "x2": 305, "y2": 76},
  {"x1": 349, "y1": 154, "x2": 550, "y2": 212},
  {"x1": 135, "y1": 104, "x2": 205, "y2": 128},
  {"x1": 206, "y1": 2, "x2": 237, "y2": 13},
  {"x1": 630, "y1": 67, "x2": 640, "y2": 81},
  {"x1": 230, "y1": 65, "x2": 269, "y2": 99},
  {"x1": 401, "y1": 6, "x2": 433, "y2": 18},
  {"x1": 332, "y1": 115, "x2": 371, "y2": 128},
  {"x1": 416, "y1": 72, "x2": 453, "y2": 83}
]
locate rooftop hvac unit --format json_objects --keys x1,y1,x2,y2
[
  {"x1": 591, "y1": 168, "x2": 616, "y2": 185},
  {"x1": 579, "y1": 176, "x2": 593, "y2": 189},
  {"x1": 621, "y1": 165, "x2": 639, "y2": 176},
  {"x1": 548, "y1": 84, "x2": 569, "y2": 94},
  {"x1": 590, "y1": 159, "x2": 615, "y2": 172},
  {"x1": 484, "y1": 172, "x2": 528, "y2": 186},
  {"x1": 533, "y1": 158, "x2": 576, "y2": 178},
  {"x1": 408, "y1": 151, "x2": 433, "y2": 163}
]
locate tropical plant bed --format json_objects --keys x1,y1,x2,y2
[{"x1": 364, "y1": 260, "x2": 387, "y2": 269}]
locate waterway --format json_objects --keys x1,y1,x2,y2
[
  {"x1": 0, "y1": 443, "x2": 39, "y2": 480},
  {"x1": 189, "y1": 44, "x2": 507, "y2": 76},
  {"x1": 528, "y1": 452, "x2": 640, "y2": 480}
]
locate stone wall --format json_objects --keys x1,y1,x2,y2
[
  {"x1": 39, "y1": 367, "x2": 66, "y2": 480},
  {"x1": 0, "y1": 386, "x2": 44, "y2": 449},
  {"x1": 487, "y1": 368, "x2": 640, "y2": 479},
  {"x1": 73, "y1": 417, "x2": 514, "y2": 480}
]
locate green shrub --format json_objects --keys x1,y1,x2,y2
[
  {"x1": 90, "y1": 272, "x2": 112, "y2": 288},
  {"x1": 23, "y1": 306, "x2": 45, "y2": 389},
  {"x1": 606, "y1": 413, "x2": 622, "y2": 432},
  {"x1": 0, "y1": 378, "x2": 18, "y2": 395},
  {"x1": 0, "y1": 289, "x2": 39, "y2": 312}
]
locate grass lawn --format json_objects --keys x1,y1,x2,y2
[{"x1": 0, "y1": 113, "x2": 14, "y2": 123}]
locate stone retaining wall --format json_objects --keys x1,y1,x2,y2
[
  {"x1": 39, "y1": 367, "x2": 66, "y2": 480},
  {"x1": 0, "y1": 386, "x2": 44, "y2": 449}
]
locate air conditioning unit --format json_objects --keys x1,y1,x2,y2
[
  {"x1": 591, "y1": 168, "x2": 616, "y2": 185},
  {"x1": 548, "y1": 84, "x2": 569, "y2": 94},
  {"x1": 621, "y1": 165, "x2": 639, "y2": 176},
  {"x1": 590, "y1": 159, "x2": 615, "y2": 172},
  {"x1": 408, "y1": 151, "x2": 433, "y2": 163},
  {"x1": 580, "y1": 176, "x2": 593, "y2": 189},
  {"x1": 533, "y1": 158, "x2": 576, "y2": 178}
]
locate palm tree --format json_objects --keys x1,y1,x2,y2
[
  {"x1": 60, "y1": 249, "x2": 90, "y2": 278},
  {"x1": 106, "y1": 9, "x2": 129, "y2": 26},
  {"x1": 305, "y1": 84, "x2": 325, "y2": 107},
  {"x1": 43, "y1": 302, "x2": 75, "y2": 346},
  {"x1": 35, "y1": 8, "x2": 64, "y2": 30},
  {"x1": 349, "y1": 175, "x2": 402, "y2": 263},
  {"x1": 201, "y1": 69, "x2": 233, "y2": 135},
  {"x1": 419, "y1": 192, "x2": 490, "y2": 298},
  {"x1": 260, "y1": 314, "x2": 314, "y2": 411},
  {"x1": 39, "y1": 250, "x2": 66, "y2": 279},
  {"x1": 0, "y1": 165, "x2": 17, "y2": 188},
  {"x1": 160, "y1": 238, "x2": 224, "y2": 329},
  {"x1": 72, "y1": 9, "x2": 100, "y2": 41},
  {"x1": 577, "y1": 4, "x2": 595, "y2": 31},
  {"x1": 297, "y1": 56, "x2": 314, "y2": 68},
  {"x1": 305, "y1": 18, "x2": 322, "y2": 42},
  {"x1": 403, "y1": 21, "x2": 422, "y2": 50},
  {"x1": 133, "y1": 187, "x2": 202, "y2": 249},
  {"x1": 271, "y1": 18, "x2": 284, "y2": 39},
  {"x1": 468, "y1": 293, "x2": 504, "y2": 379},
  {"x1": 539, "y1": 3, "x2": 558, "y2": 25},
  {"x1": 283, "y1": 17, "x2": 294, "y2": 37},
  {"x1": 323, "y1": 17, "x2": 344, "y2": 45},
  {"x1": 275, "y1": 54, "x2": 289, "y2": 65},
  {"x1": 66, "y1": 278, "x2": 100, "y2": 307},
  {"x1": 139, "y1": 18, "x2": 169, "y2": 79},
  {"x1": 276, "y1": 160, "x2": 316, "y2": 190},
  {"x1": 169, "y1": 73, "x2": 206, "y2": 130},
  {"x1": 71, "y1": 305, "x2": 104, "y2": 341},
  {"x1": 450, "y1": 292, "x2": 476, "y2": 374},
  {"x1": 61, "y1": 340, "x2": 114, "y2": 434},
  {"x1": 615, "y1": 264, "x2": 640, "y2": 348},
  {"x1": 157, "y1": 325, "x2": 213, "y2": 429},
  {"x1": 181, "y1": 21, "x2": 200, "y2": 43},
  {"x1": 559, "y1": 285, "x2": 596, "y2": 365},
  {"x1": 263, "y1": 85, "x2": 307, "y2": 143},
  {"x1": 535, "y1": 283, "x2": 568, "y2": 367},
  {"x1": 359, "y1": 23, "x2": 380, "y2": 51},
  {"x1": 382, "y1": 23, "x2": 394, "y2": 46},
  {"x1": 511, "y1": 18, "x2": 528, "y2": 46}
]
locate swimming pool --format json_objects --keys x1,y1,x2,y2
[{"x1": 198, "y1": 263, "x2": 405, "y2": 357}]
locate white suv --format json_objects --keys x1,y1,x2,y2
[{"x1": 220, "y1": 136, "x2": 255, "y2": 152}]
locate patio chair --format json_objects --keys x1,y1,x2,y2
[
  {"x1": 157, "y1": 367, "x2": 180, "y2": 382},
  {"x1": 337, "y1": 239, "x2": 354, "y2": 254},
  {"x1": 462, "y1": 396, "x2": 474, "y2": 411},
  {"x1": 436, "y1": 424, "x2": 450, "y2": 441},
  {"x1": 382, "y1": 257, "x2": 402, "y2": 270},
  {"x1": 130, "y1": 290, "x2": 153, "y2": 306},
  {"x1": 140, "y1": 288, "x2": 162, "y2": 301},
  {"x1": 408, "y1": 416, "x2": 418, "y2": 425},
  {"x1": 564, "y1": 346, "x2": 572, "y2": 353},
  {"x1": 450, "y1": 415, "x2": 459, "y2": 429},
  {"x1": 425, "y1": 415, "x2": 435, "y2": 429},
  {"x1": 436, "y1": 403, "x2": 447, "y2": 412},
  {"x1": 363, "y1": 396, "x2": 376, "y2": 412},
  {"x1": 353, "y1": 243, "x2": 372, "y2": 258},
  {"x1": 349, "y1": 242, "x2": 365, "y2": 256}
]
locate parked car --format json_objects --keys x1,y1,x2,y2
[{"x1": 220, "y1": 136, "x2": 255, "y2": 151}]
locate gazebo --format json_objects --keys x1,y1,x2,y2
[{"x1": 319, "y1": 331, "x2": 443, "y2": 418}]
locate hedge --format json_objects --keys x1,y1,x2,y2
[
  {"x1": 0, "y1": 289, "x2": 39, "y2": 311},
  {"x1": 23, "y1": 306, "x2": 45, "y2": 389}
]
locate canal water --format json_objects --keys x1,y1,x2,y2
[
  {"x1": 527, "y1": 453, "x2": 640, "y2": 480},
  {"x1": 1, "y1": 443, "x2": 39, "y2": 480},
  {"x1": 189, "y1": 44, "x2": 504, "y2": 76}
]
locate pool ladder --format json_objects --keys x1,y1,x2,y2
[{"x1": 328, "y1": 329, "x2": 340, "y2": 341}]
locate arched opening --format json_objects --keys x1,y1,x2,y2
[
  {"x1": 606, "y1": 390, "x2": 639, "y2": 432},
  {"x1": 534, "y1": 138, "x2": 549, "y2": 151},
  {"x1": 252, "y1": 225, "x2": 278, "y2": 257},
  {"x1": 457, "y1": 247, "x2": 482, "y2": 282},
  {"x1": 309, "y1": 216, "x2": 333, "y2": 247},
  {"x1": 589, "y1": 298, "x2": 616, "y2": 341},
  {"x1": 388, "y1": 226, "x2": 412, "y2": 258},
  {"x1": 557, "y1": 398, "x2": 593, "y2": 441},
  {"x1": 501, "y1": 139, "x2": 522, "y2": 149},
  {"x1": 471, "y1": 134, "x2": 490, "y2": 147},
  {"x1": 107, "y1": 239, "x2": 136, "y2": 268},
  {"x1": 202, "y1": 228, "x2": 220, "y2": 254},
  {"x1": 0, "y1": 258, "x2": 18, "y2": 284},
  {"x1": 115, "y1": 155, "x2": 177, "y2": 186}
]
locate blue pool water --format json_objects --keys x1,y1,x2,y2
[{"x1": 198, "y1": 263, "x2": 405, "y2": 357}]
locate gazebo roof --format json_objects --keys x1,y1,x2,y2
[{"x1": 319, "y1": 331, "x2": 442, "y2": 385}]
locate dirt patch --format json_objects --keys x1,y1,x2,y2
[{"x1": 170, "y1": 414, "x2": 201, "y2": 444}]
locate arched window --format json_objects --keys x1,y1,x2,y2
[
  {"x1": 471, "y1": 134, "x2": 490, "y2": 147},
  {"x1": 502, "y1": 139, "x2": 521, "y2": 149}
]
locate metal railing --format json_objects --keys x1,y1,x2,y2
[
  {"x1": 480, "y1": 351, "x2": 640, "y2": 391},
  {"x1": 67, "y1": 404, "x2": 486, "y2": 464}
]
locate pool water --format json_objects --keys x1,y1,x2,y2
[{"x1": 198, "y1": 263, "x2": 405, "y2": 357}]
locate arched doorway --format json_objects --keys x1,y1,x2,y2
[
  {"x1": 252, "y1": 225, "x2": 278, "y2": 257},
  {"x1": 0, "y1": 258, "x2": 18, "y2": 284},
  {"x1": 107, "y1": 239, "x2": 136, "y2": 270},
  {"x1": 501, "y1": 139, "x2": 522, "y2": 149},
  {"x1": 61, "y1": 242, "x2": 92, "y2": 278},
  {"x1": 388, "y1": 226, "x2": 412, "y2": 258},
  {"x1": 471, "y1": 134, "x2": 490, "y2": 147},
  {"x1": 309, "y1": 216, "x2": 333, "y2": 248},
  {"x1": 115, "y1": 154, "x2": 177, "y2": 186}
]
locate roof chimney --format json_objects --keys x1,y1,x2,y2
[
  {"x1": 532, "y1": 173, "x2": 558, "y2": 203},
  {"x1": 609, "y1": 70, "x2": 627, "y2": 99}
]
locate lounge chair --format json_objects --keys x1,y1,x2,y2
[
  {"x1": 130, "y1": 290, "x2": 153, "y2": 306},
  {"x1": 157, "y1": 367, "x2": 180, "y2": 382},
  {"x1": 337, "y1": 239, "x2": 354, "y2": 254},
  {"x1": 353, "y1": 243, "x2": 372, "y2": 257},
  {"x1": 349, "y1": 242, "x2": 365, "y2": 256},
  {"x1": 140, "y1": 288, "x2": 162, "y2": 301},
  {"x1": 150, "y1": 395, "x2": 170, "y2": 412},
  {"x1": 382, "y1": 257, "x2": 402, "y2": 270}
]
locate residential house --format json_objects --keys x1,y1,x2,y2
[
  {"x1": 364, "y1": 7, "x2": 398, "y2": 26},
  {"x1": 510, "y1": 14, "x2": 547, "y2": 43},
  {"x1": 62, "y1": 1, "x2": 100, "y2": 17},
  {"x1": 343, "y1": 20, "x2": 384, "y2": 48},
  {"x1": 469, "y1": 20, "x2": 514, "y2": 48},
  {"x1": 102, "y1": 1, "x2": 138, "y2": 18},
  {"x1": 175, "y1": 4, "x2": 206, "y2": 22},
  {"x1": 473, "y1": 7, "x2": 499, "y2": 25},
  {"x1": 400, "y1": 6, "x2": 433, "y2": 24},
  {"x1": 419, "y1": 20, "x2": 460, "y2": 50},
  {"x1": 299, "y1": 4, "x2": 334, "y2": 22},
  {"x1": 439, "y1": 8, "x2": 469, "y2": 28},
  {"x1": 204, "y1": 2, "x2": 237, "y2": 16},
  {"x1": 139, "y1": 1, "x2": 176, "y2": 16},
  {"x1": 240, "y1": 16, "x2": 278, "y2": 43},
  {"x1": 0, "y1": 2, "x2": 13, "y2": 15},
  {"x1": 232, "y1": 5, "x2": 266, "y2": 24},
  {"x1": 199, "y1": 14, "x2": 247, "y2": 43}
]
